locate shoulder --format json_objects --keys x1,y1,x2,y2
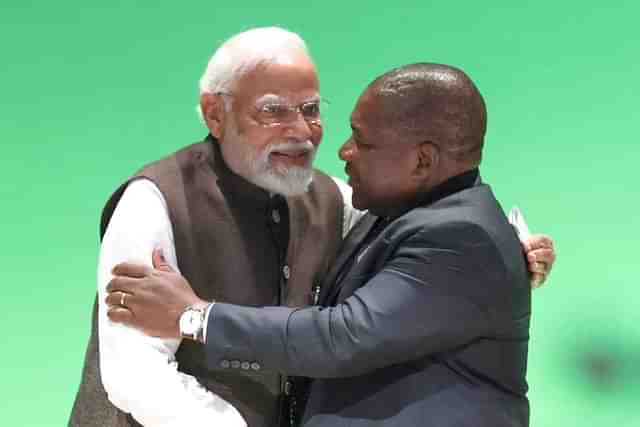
[
  {"x1": 403, "y1": 185, "x2": 497, "y2": 233},
  {"x1": 387, "y1": 184, "x2": 528, "y2": 285},
  {"x1": 100, "y1": 140, "x2": 208, "y2": 239},
  {"x1": 100, "y1": 178, "x2": 168, "y2": 239},
  {"x1": 386, "y1": 185, "x2": 510, "y2": 259},
  {"x1": 395, "y1": 215, "x2": 495, "y2": 255},
  {"x1": 120, "y1": 179, "x2": 166, "y2": 208},
  {"x1": 136, "y1": 140, "x2": 212, "y2": 179}
]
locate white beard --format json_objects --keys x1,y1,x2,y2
[{"x1": 220, "y1": 119, "x2": 316, "y2": 197}]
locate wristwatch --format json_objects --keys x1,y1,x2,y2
[{"x1": 179, "y1": 304, "x2": 208, "y2": 342}]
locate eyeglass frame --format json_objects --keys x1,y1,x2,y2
[{"x1": 214, "y1": 92, "x2": 329, "y2": 128}]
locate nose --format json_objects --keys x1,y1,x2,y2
[
  {"x1": 283, "y1": 113, "x2": 314, "y2": 142},
  {"x1": 339, "y1": 138, "x2": 355, "y2": 161}
]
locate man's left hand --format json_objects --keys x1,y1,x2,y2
[
  {"x1": 105, "y1": 249, "x2": 205, "y2": 338},
  {"x1": 522, "y1": 234, "x2": 556, "y2": 289}
]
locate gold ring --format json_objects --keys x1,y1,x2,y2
[{"x1": 120, "y1": 292, "x2": 127, "y2": 307}]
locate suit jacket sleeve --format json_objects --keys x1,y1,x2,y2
[{"x1": 205, "y1": 222, "x2": 502, "y2": 378}]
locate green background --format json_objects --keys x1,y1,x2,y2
[{"x1": 1, "y1": 1, "x2": 638, "y2": 426}]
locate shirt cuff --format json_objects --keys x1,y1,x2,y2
[{"x1": 202, "y1": 302, "x2": 215, "y2": 344}]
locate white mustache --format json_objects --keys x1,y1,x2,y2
[{"x1": 267, "y1": 140, "x2": 315, "y2": 156}]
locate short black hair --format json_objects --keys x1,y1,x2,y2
[{"x1": 371, "y1": 63, "x2": 487, "y2": 165}]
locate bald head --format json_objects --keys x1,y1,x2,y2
[{"x1": 369, "y1": 63, "x2": 487, "y2": 167}]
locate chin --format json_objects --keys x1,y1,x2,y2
[{"x1": 252, "y1": 166, "x2": 314, "y2": 196}]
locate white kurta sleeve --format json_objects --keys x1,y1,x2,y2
[{"x1": 98, "y1": 179, "x2": 246, "y2": 427}]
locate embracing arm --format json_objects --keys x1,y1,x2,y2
[
  {"x1": 204, "y1": 224, "x2": 499, "y2": 378},
  {"x1": 105, "y1": 209, "x2": 549, "y2": 378}
]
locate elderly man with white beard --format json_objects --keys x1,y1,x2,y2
[{"x1": 69, "y1": 27, "x2": 555, "y2": 427}]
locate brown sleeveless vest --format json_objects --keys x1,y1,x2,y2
[{"x1": 69, "y1": 137, "x2": 344, "y2": 427}]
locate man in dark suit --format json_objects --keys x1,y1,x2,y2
[{"x1": 107, "y1": 63, "x2": 537, "y2": 426}]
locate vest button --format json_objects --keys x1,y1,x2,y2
[
  {"x1": 283, "y1": 379, "x2": 292, "y2": 396},
  {"x1": 283, "y1": 265, "x2": 291, "y2": 280},
  {"x1": 272, "y1": 209, "x2": 281, "y2": 224}
]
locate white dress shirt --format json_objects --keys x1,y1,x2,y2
[{"x1": 98, "y1": 177, "x2": 364, "y2": 426}]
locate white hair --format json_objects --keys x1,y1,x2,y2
[
  {"x1": 199, "y1": 27, "x2": 310, "y2": 98},
  {"x1": 197, "y1": 27, "x2": 316, "y2": 195}
]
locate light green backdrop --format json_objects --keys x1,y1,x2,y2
[{"x1": 1, "y1": 1, "x2": 638, "y2": 426}]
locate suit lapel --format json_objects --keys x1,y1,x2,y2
[{"x1": 320, "y1": 213, "x2": 378, "y2": 305}]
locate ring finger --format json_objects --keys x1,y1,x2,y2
[{"x1": 105, "y1": 291, "x2": 134, "y2": 308}]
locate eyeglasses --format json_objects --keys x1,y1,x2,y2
[{"x1": 217, "y1": 92, "x2": 328, "y2": 127}]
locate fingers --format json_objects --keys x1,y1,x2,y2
[
  {"x1": 152, "y1": 248, "x2": 173, "y2": 272},
  {"x1": 112, "y1": 262, "x2": 151, "y2": 278},
  {"x1": 525, "y1": 234, "x2": 554, "y2": 251},
  {"x1": 528, "y1": 248, "x2": 555, "y2": 270},
  {"x1": 105, "y1": 290, "x2": 134, "y2": 308},
  {"x1": 523, "y1": 234, "x2": 555, "y2": 291},
  {"x1": 531, "y1": 273, "x2": 545, "y2": 289},
  {"x1": 527, "y1": 247, "x2": 554, "y2": 262},
  {"x1": 528, "y1": 261, "x2": 547, "y2": 274},
  {"x1": 106, "y1": 305, "x2": 135, "y2": 324},
  {"x1": 106, "y1": 275, "x2": 140, "y2": 294}
]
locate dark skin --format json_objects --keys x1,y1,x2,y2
[
  {"x1": 343, "y1": 90, "x2": 451, "y2": 218},
  {"x1": 107, "y1": 63, "x2": 556, "y2": 339},
  {"x1": 342, "y1": 63, "x2": 488, "y2": 218}
]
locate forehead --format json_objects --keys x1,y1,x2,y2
[
  {"x1": 234, "y1": 54, "x2": 319, "y2": 103},
  {"x1": 350, "y1": 89, "x2": 389, "y2": 136}
]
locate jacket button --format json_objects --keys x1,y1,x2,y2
[
  {"x1": 250, "y1": 362, "x2": 261, "y2": 371},
  {"x1": 220, "y1": 360, "x2": 230, "y2": 369},
  {"x1": 283, "y1": 265, "x2": 290, "y2": 280},
  {"x1": 231, "y1": 360, "x2": 241, "y2": 369},
  {"x1": 241, "y1": 361, "x2": 250, "y2": 370}
]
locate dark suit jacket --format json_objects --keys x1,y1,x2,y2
[{"x1": 204, "y1": 178, "x2": 531, "y2": 426}]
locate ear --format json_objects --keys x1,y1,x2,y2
[
  {"x1": 200, "y1": 94, "x2": 226, "y2": 139},
  {"x1": 412, "y1": 142, "x2": 439, "y2": 179}
]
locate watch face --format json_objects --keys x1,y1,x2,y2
[{"x1": 180, "y1": 310, "x2": 199, "y2": 335}]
